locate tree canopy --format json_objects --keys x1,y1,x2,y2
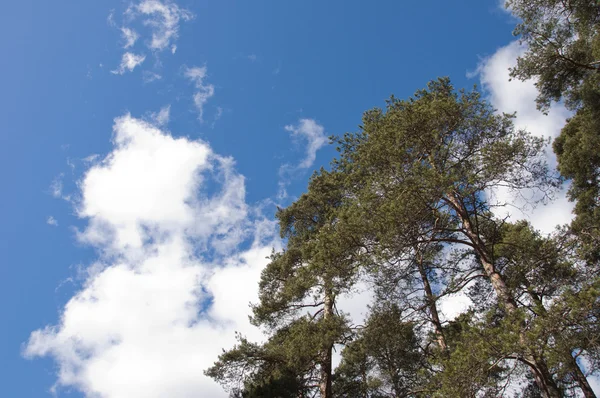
[{"x1": 205, "y1": 4, "x2": 600, "y2": 393}]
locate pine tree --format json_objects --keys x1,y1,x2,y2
[
  {"x1": 333, "y1": 303, "x2": 427, "y2": 398},
  {"x1": 207, "y1": 77, "x2": 600, "y2": 397},
  {"x1": 332, "y1": 78, "x2": 567, "y2": 396},
  {"x1": 508, "y1": 0, "x2": 600, "y2": 263},
  {"x1": 207, "y1": 171, "x2": 364, "y2": 398}
]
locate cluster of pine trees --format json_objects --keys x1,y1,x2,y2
[{"x1": 206, "y1": 1, "x2": 600, "y2": 396}]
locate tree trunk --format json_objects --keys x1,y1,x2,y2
[
  {"x1": 528, "y1": 286, "x2": 597, "y2": 398},
  {"x1": 570, "y1": 355, "x2": 597, "y2": 398},
  {"x1": 446, "y1": 192, "x2": 562, "y2": 398},
  {"x1": 416, "y1": 250, "x2": 448, "y2": 352},
  {"x1": 319, "y1": 290, "x2": 334, "y2": 398},
  {"x1": 528, "y1": 355, "x2": 563, "y2": 398}
]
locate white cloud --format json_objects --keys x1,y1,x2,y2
[
  {"x1": 121, "y1": 27, "x2": 139, "y2": 48},
  {"x1": 50, "y1": 174, "x2": 72, "y2": 202},
  {"x1": 107, "y1": 9, "x2": 116, "y2": 27},
  {"x1": 50, "y1": 174, "x2": 64, "y2": 198},
  {"x1": 111, "y1": 52, "x2": 146, "y2": 75},
  {"x1": 111, "y1": 1, "x2": 192, "y2": 77},
  {"x1": 211, "y1": 106, "x2": 224, "y2": 128},
  {"x1": 142, "y1": 70, "x2": 162, "y2": 83},
  {"x1": 336, "y1": 280, "x2": 374, "y2": 325},
  {"x1": 25, "y1": 114, "x2": 278, "y2": 397},
  {"x1": 439, "y1": 292, "x2": 473, "y2": 322},
  {"x1": 83, "y1": 154, "x2": 100, "y2": 165},
  {"x1": 284, "y1": 119, "x2": 327, "y2": 169},
  {"x1": 150, "y1": 105, "x2": 171, "y2": 126},
  {"x1": 136, "y1": 0, "x2": 194, "y2": 52},
  {"x1": 66, "y1": 158, "x2": 75, "y2": 172},
  {"x1": 277, "y1": 119, "x2": 327, "y2": 199},
  {"x1": 472, "y1": 41, "x2": 574, "y2": 235},
  {"x1": 184, "y1": 66, "x2": 215, "y2": 122},
  {"x1": 47, "y1": 216, "x2": 58, "y2": 226},
  {"x1": 474, "y1": 42, "x2": 570, "y2": 146}
]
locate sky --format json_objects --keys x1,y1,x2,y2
[{"x1": 0, "y1": 1, "x2": 593, "y2": 397}]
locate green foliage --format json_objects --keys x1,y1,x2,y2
[
  {"x1": 333, "y1": 78, "x2": 556, "y2": 258},
  {"x1": 492, "y1": 221, "x2": 577, "y2": 304},
  {"x1": 334, "y1": 304, "x2": 426, "y2": 398},
  {"x1": 205, "y1": 321, "x2": 322, "y2": 397},
  {"x1": 252, "y1": 171, "x2": 363, "y2": 328},
  {"x1": 554, "y1": 100, "x2": 600, "y2": 261},
  {"x1": 507, "y1": 0, "x2": 600, "y2": 111},
  {"x1": 208, "y1": 171, "x2": 362, "y2": 397},
  {"x1": 434, "y1": 311, "x2": 518, "y2": 398},
  {"x1": 508, "y1": 0, "x2": 600, "y2": 263},
  {"x1": 206, "y1": 78, "x2": 600, "y2": 398}
]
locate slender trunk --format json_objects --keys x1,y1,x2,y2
[
  {"x1": 446, "y1": 192, "x2": 562, "y2": 398},
  {"x1": 416, "y1": 250, "x2": 448, "y2": 352},
  {"x1": 530, "y1": 356, "x2": 563, "y2": 398},
  {"x1": 361, "y1": 363, "x2": 368, "y2": 398},
  {"x1": 319, "y1": 289, "x2": 334, "y2": 398},
  {"x1": 528, "y1": 286, "x2": 597, "y2": 398},
  {"x1": 446, "y1": 193, "x2": 517, "y2": 311},
  {"x1": 570, "y1": 355, "x2": 597, "y2": 398}
]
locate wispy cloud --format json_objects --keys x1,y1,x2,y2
[
  {"x1": 107, "y1": 9, "x2": 116, "y2": 27},
  {"x1": 278, "y1": 118, "x2": 327, "y2": 199},
  {"x1": 121, "y1": 27, "x2": 139, "y2": 48},
  {"x1": 111, "y1": 1, "x2": 193, "y2": 76},
  {"x1": 150, "y1": 105, "x2": 171, "y2": 126},
  {"x1": 284, "y1": 119, "x2": 327, "y2": 169},
  {"x1": 83, "y1": 154, "x2": 100, "y2": 165},
  {"x1": 25, "y1": 114, "x2": 278, "y2": 397},
  {"x1": 111, "y1": 52, "x2": 146, "y2": 75},
  {"x1": 142, "y1": 70, "x2": 162, "y2": 83},
  {"x1": 46, "y1": 216, "x2": 58, "y2": 226},
  {"x1": 211, "y1": 106, "x2": 223, "y2": 128},
  {"x1": 184, "y1": 66, "x2": 215, "y2": 122},
  {"x1": 49, "y1": 173, "x2": 72, "y2": 202},
  {"x1": 50, "y1": 174, "x2": 64, "y2": 199},
  {"x1": 136, "y1": 0, "x2": 194, "y2": 52}
]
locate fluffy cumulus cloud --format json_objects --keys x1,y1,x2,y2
[
  {"x1": 278, "y1": 118, "x2": 327, "y2": 199},
  {"x1": 184, "y1": 66, "x2": 215, "y2": 122},
  {"x1": 25, "y1": 115, "x2": 278, "y2": 397},
  {"x1": 111, "y1": 52, "x2": 146, "y2": 75}
]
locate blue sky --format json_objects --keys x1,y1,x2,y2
[{"x1": 0, "y1": 1, "x2": 590, "y2": 397}]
